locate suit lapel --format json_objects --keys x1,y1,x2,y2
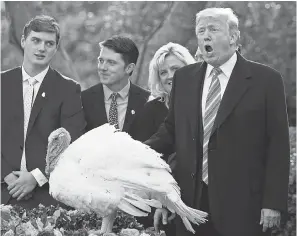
[
  {"x1": 189, "y1": 62, "x2": 207, "y2": 144},
  {"x1": 26, "y1": 68, "x2": 55, "y2": 136},
  {"x1": 210, "y1": 52, "x2": 252, "y2": 137},
  {"x1": 11, "y1": 67, "x2": 25, "y2": 141},
  {"x1": 122, "y1": 84, "x2": 141, "y2": 132},
  {"x1": 90, "y1": 83, "x2": 108, "y2": 127}
]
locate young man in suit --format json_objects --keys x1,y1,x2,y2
[
  {"x1": 146, "y1": 8, "x2": 290, "y2": 236},
  {"x1": 1, "y1": 15, "x2": 86, "y2": 209},
  {"x1": 82, "y1": 35, "x2": 150, "y2": 137}
]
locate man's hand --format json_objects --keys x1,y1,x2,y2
[
  {"x1": 4, "y1": 172, "x2": 18, "y2": 185},
  {"x1": 260, "y1": 208, "x2": 281, "y2": 232},
  {"x1": 4, "y1": 173, "x2": 33, "y2": 200},
  {"x1": 153, "y1": 208, "x2": 176, "y2": 232},
  {"x1": 7, "y1": 171, "x2": 37, "y2": 201}
]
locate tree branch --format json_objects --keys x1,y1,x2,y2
[
  {"x1": 5, "y1": 2, "x2": 24, "y2": 54},
  {"x1": 134, "y1": 2, "x2": 175, "y2": 85}
]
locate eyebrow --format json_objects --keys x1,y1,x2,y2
[{"x1": 31, "y1": 37, "x2": 56, "y2": 43}]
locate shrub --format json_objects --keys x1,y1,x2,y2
[
  {"x1": 0, "y1": 204, "x2": 157, "y2": 236},
  {"x1": 273, "y1": 127, "x2": 296, "y2": 236}
]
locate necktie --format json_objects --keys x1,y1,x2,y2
[
  {"x1": 202, "y1": 68, "x2": 222, "y2": 184},
  {"x1": 109, "y1": 93, "x2": 119, "y2": 130},
  {"x1": 20, "y1": 78, "x2": 37, "y2": 171}
]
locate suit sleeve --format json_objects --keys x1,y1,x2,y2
[
  {"x1": 144, "y1": 74, "x2": 177, "y2": 157},
  {"x1": 262, "y1": 73, "x2": 290, "y2": 212},
  {"x1": 1, "y1": 154, "x2": 13, "y2": 181},
  {"x1": 61, "y1": 83, "x2": 87, "y2": 142}
]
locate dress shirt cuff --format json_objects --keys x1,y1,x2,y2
[{"x1": 31, "y1": 168, "x2": 48, "y2": 187}]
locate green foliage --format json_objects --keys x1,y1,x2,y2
[
  {"x1": 273, "y1": 127, "x2": 296, "y2": 236},
  {"x1": 1, "y1": 204, "x2": 146, "y2": 236}
]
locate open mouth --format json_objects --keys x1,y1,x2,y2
[{"x1": 204, "y1": 45, "x2": 213, "y2": 53}]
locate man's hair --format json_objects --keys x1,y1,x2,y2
[
  {"x1": 99, "y1": 35, "x2": 139, "y2": 68},
  {"x1": 148, "y1": 42, "x2": 196, "y2": 108},
  {"x1": 23, "y1": 15, "x2": 60, "y2": 46},
  {"x1": 195, "y1": 8, "x2": 240, "y2": 46}
]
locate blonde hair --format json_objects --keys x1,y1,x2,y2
[
  {"x1": 195, "y1": 8, "x2": 240, "y2": 47},
  {"x1": 148, "y1": 42, "x2": 196, "y2": 108}
]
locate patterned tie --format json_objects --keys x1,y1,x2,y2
[
  {"x1": 202, "y1": 67, "x2": 222, "y2": 184},
  {"x1": 109, "y1": 92, "x2": 119, "y2": 130},
  {"x1": 20, "y1": 78, "x2": 37, "y2": 171}
]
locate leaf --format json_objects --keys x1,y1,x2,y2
[
  {"x1": 1, "y1": 205, "x2": 13, "y2": 222},
  {"x1": 36, "y1": 217, "x2": 44, "y2": 231},
  {"x1": 3, "y1": 229, "x2": 14, "y2": 236},
  {"x1": 52, "y1": 209, "x2": 61, "y2": 222},
  {"x1": 120, "y1": 228, "x2": 140, "y2": 236},
  {"x1": 53, "y1": 229, "x2": 63, "y2": 236}
]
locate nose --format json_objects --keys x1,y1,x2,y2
[
  {"x1": 38, "y1": 42, "x2": 46, "y2": 51},
  {"x1": 98, "y1": 62, "x2": 107, "y2": 71},
  {"x1": 168, "y1": 70, "x2": 175, "y2": 79},
  {"x1": 203, "y1": 29, "x2": 211, "y2": 42}
]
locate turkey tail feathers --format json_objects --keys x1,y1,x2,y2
[
  {"x1": 125, "y1": 192, "x2": 162, "y2": 209},
  {"x1": 182, "y1": 217, "x2": 196, "y2": 234},
  {"x1": 172, "y1": 199, "x2": 208, "y2": 234},
  {"x1": 123, "y1": 196, "x2": 151, "y2": 213},
  {"x1": 117, "y1": 199, "x2": 149, "y2": 217}
]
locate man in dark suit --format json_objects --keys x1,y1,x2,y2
[
  {"x1": 82, "y1": 35, "x2": 149, "y2": 136},
  {"x1": 146, "y1": 7, "x2": 290, "y2": 236},
  {"x1": 1, "y1": 15, "x2": 86, "y2": 209}
]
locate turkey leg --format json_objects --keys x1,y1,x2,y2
[{"x1": 100, "y1": 211, "x2": 117, "y2": 233}]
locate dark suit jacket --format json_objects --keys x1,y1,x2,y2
[
  {"x1": 145, "y1": 52, "x2": 290, "y2": 236},
  {"x1": 131, "y1": 98, "x2": 168, "y2": 142},
  {"x1": 1, "y1": 67, "x2": 86, "y2": 208},
  {"x1": 82, "y1": 82, "x2": 150, "y2": 139}
]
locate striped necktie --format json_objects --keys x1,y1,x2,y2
[
  {"x1": 20, "y1": 77, "x2": 37, "y2": 171},
  {"x1": 202, "y1": 67, "x2": 222, "y2": 184},
  {"x1": 109, "y1": 92, "x2": 119, "y2": 130}
]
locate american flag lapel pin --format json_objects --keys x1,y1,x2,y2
[{"x1": 131, "y1": 110, "x2": 135, "y2": 115}]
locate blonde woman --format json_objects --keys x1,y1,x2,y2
[{"x1": 131, "y1": 42, "x2": 196, "y2": 142}]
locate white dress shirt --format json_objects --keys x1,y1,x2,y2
[
  {"x1": 103, "y1": 82, "x2": 130, "y2": 131},
  {"x1": 201, "y1": 52, "x2": 237, "y2": 118},
  {"x1": 22, "y1": 66, "x2": 49, "y2": 187}
]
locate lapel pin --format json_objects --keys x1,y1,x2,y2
[
  {"x1": 131, "y1": 110, "x2": 135, "y2": 115},
  {"x1": 42, "y1": 92, "x2": 46, "y2": 98}
]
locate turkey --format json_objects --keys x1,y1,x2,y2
[{"x1": 45, "y1": 124, "x2": 208, "y2": 235}]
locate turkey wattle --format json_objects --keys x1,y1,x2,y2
[{"x1": 45, "y1": 124, "x2": 208, "y2": 234}]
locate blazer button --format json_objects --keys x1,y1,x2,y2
[{"x1": 191, "y1": 173, "x2": 195, "y2": 178}]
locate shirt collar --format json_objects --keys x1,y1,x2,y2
[
  {"x1": 103, "y1": 81, "x2": 131, "y2": 101},
  {"x1": 22, "y1": 66, "x2": 50, "y2": 84},
  {"x1": 205, "y1": 52, "x2": 237, "y2": 79}
]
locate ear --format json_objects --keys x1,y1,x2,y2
[
  {"x1": 125, "y1": 63, "x2": 135, "y2": 75},
  {"x1": 230, "y1": 30, "x2": 239, "y2": 46},
  {"x1": 230, "y1": 33, "x2": 236, "y2": 45},
  {"x1": 21, "y1": 35, "x2": 26, "y2": 49}
]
